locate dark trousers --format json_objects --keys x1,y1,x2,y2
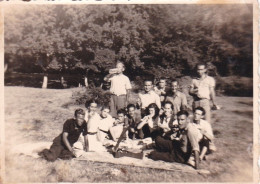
[
  {"x1": 149, "y1": 136, "x2": 189, "y2": 163},
  {"x1": 39, "y1": 136, "x2": 74, "y2": 162}
]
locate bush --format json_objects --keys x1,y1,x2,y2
[{"x1": 72, "y1": 86, "x2": 111, "y2": 106}]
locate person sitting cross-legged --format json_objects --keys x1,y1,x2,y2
[{"x1": 39, "y1": 109, "x2": 88, "y2": 161}]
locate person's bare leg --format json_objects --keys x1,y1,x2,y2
[
  {"x1": 200, "y1": 146, "x2": 207, "y2": 160},
  {"x1": 194, "y1": 150, "x2": 200, "y2": 170}
]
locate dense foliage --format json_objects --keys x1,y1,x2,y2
[{"x1": 5, "y1": 4, "x2": 253, "y2": 82}]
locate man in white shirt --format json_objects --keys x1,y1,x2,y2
[
  {"x1": 104, "y1": 62, "x2": 132, "y2": 117},
  {"x1": 137, "y1": 79, "x2": 161, "y2": 117},
  {"x1": 189, "y1": 63, "x2": 217, "y2": 124},
  {"x1": 187, "y1": 107, "x2": 215, "y2": 169}
]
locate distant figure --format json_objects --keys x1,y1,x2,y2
[
  {"x1": 104, "y1": 62, "x2": 132, "y2": 117},
  {"x1": 137, "y1": 78, "x2": 161, "y2": 117},
  {"x1": 154, "y1": 77, "x2": 171, "y2": 103},
  {"x1": 165, "y1": 80, "x2": 187, "y2": 117},
  {"x1": 39, "y1": 109, "x2": 88, "y2": 161}
]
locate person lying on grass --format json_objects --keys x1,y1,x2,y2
[
  {"x1": 109, "y1": 109, "x2": 128, "y2": 142},
  {"x1": 137, "y1": 103, "x2": 160, "y2": 139},
  {"x1": 38, "y1": 109, "x2": 88, "y2": 161}
]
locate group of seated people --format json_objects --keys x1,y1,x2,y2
[{"x1": 39, "y1": 78, "x2": 215, "y2": 170}]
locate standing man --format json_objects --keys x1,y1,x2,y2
[
  {"x1": 104, "y1": 62, "x2": 132, "y2": 117},
  {"x1": 154, "y1": 77, "x2": 170, "y2": 103},
  {"x1": 165, "y1": 80, "x2": 188, "y2": 117},
  {"x1": 189, "y1": 63, "x2": 217, "y2": 124},
  {"x1": 137, "y1": 79, "x2": 161, "y2": 117}
]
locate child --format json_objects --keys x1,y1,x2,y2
[
  {"x1": 104, "y1": 62, "x2": 132, "y2": 117},
  {"x1": 39, "y1": 109, "x2": 88, "y2": 161}
]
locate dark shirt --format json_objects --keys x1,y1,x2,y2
[
  {"x1": 125, "y1": 114, "x2": 142, "y2": 129},
  {"x1": 61, "y1": 118, "x2": 87, "y2": 146}
]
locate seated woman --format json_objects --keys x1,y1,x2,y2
[
  {"x1": 84, "y1": 100, "x2": 105, "y2": 152},
  {"x1": 97, "y1": 105, "x2": 115, "y2": 144},
  {"x1": 137, "y1": 103, "x2": 160, "y2": 139}
]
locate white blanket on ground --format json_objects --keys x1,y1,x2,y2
[{"x1": 11, "y1": 140, "x2": 196, "y2": 173}]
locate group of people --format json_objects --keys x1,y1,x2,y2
[{"x1": 39, "y1": 62, "x2": 218, "y2": 170}]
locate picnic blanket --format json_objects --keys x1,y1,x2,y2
[{"x1": 11, "y1": 139, "x2": 196, "y2": 173}]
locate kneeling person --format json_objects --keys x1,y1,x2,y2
[{"x1": 39, "y1": 109, "x2": 88, "y2": 162}]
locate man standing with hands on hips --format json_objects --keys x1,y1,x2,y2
[{"x1": 104, "y1": 62, "x2": 132, "y2": 117}]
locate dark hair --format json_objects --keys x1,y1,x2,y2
[
  {"x1": 101, "y1": 105, "x2": 110, "y2": 111},
  {"x1": 194, "y1": 107, "x2": 206, "y2": 115},
  {"x1": 177, "y1": 110, "x2": 189, "y2": 117},
  {"x1": 171, "y1": 79, "x2": 178, "y2": 85},
  {"x1": 196, "y1": 63, "x2": 207, "y2": 69},
  {"x1": 145, "y1": 103, "x2": 159, "y2": 119},
  {"x1": 144, "y1": 78, "x2": 154, "y2": 84},
  {"x1": 159, "y1": 77, "x2": 167, "y2": 81},
  {"x1": 85, "y1": 99, "x2": 97, "y2": 108},
  {"x1": 127, "y1": 104, "x2": 136, "y2": 110},
  {"x1": 74, "y1": 108, "x2": 85, "y2": 117},
  {"x1": 117, "y1": 109, "x2": 126, "y2": 115},
  {"x1": 162, "y1": 101, "x2": 174, "y2": 110}
]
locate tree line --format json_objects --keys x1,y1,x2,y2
[{"x1": 5, "y1": 4, "x2": 253, "y2": 84}]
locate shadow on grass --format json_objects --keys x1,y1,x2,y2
[
  {"x1": 232, "y1": 110, "x2": 253, "y2": 118},
  {"x1": 237, "y1": 101, "x2": 253, "y2": 106}
]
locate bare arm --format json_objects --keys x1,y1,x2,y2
[
  {"x1": 209, "y1": 86, "x2": 216, "y2": 106},
  {"x1": 104, "y1": 73, "x2": 114, "y2": 82},
  {"x1": 62, "y1": 132, "x2": 75, "y2": 154},
  {"x1": 126, "y1": 89, "x2": 130, "y2": 105},
  {"x1": 137, "y1": 117, "x2": 149, "y2": 130}
]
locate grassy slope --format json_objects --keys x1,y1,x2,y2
[{"x1": 4, "y1": 86, "x2": 253, "y2": 182}]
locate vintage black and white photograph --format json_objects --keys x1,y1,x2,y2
[{"x1": 3, "y1": 2, "x2": 255, "y2": 183}]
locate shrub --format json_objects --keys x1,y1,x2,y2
[{"x1": 72, "y1": 86, "x2": 111, "y2": 106}]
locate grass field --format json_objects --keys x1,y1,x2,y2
[{"x1": 4, "y1": 86, "x2": 253, "y2": 182}]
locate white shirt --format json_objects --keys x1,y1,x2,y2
[
  {"x1": 86, "y1": 112, "x2": 101, "y2": 133},
  {"x1": 191, "y1": 75, "x2": 215, "y2": 100},
  {"x1": 109, "y1": 74, "x2": 132, "y2": 96},
  {"x1": 98, "y1": 115, "x2": 115, "y2": 132},
  {"x1": 188, "y1": 119, "x2": 214, "y2": 140},
  {"x1": 158, "y1": 116, "x2": 171, "y2": 132},
  {"x1": 138, "y1": 90, "x2": 161, "y2": 109}
]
